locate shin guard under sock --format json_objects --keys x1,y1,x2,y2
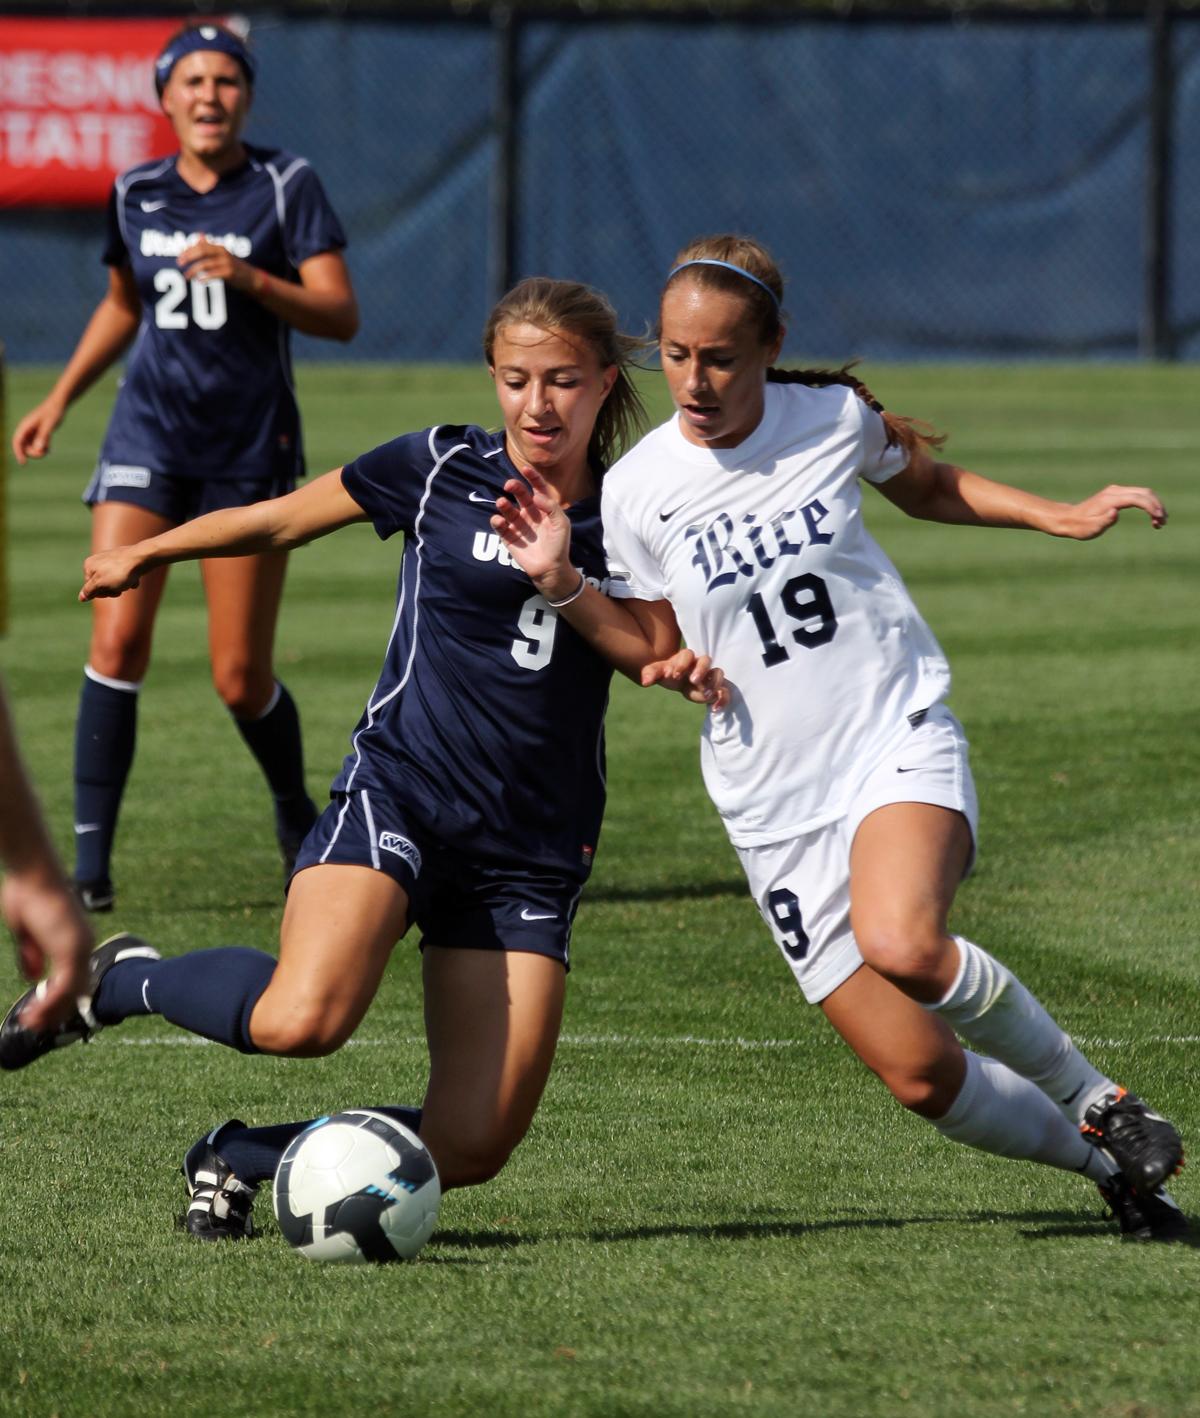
[
  {"x1": 233, "y1": 681, "x2": 316, "y2": 842},
  {"x1": 74, "y1": 667, "x2": 139, "y2": 883},
  {"x1": 929, "y1": 936, "x2": 1114, "y2": 1124},
  {"x1": 933, "y1": 1051, "x2": 1117, "y2": 1182},
  {"x1": 93, "y1": 946, "x2": 275, "y2": 1053},
  {"x1": 217, "y1": 1107, "x2": 425, "y2": 1187}
]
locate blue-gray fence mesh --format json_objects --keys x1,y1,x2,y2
[{"x1": 3, "y1": 14, "x2": 1198, "y2": 363}]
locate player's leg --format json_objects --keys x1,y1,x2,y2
[
  {"x1": 0, "y1": 860, "x2": 406, "y2": 1067},
  {"x1": 820, "y1": 963, "x2": 1115, "y2": 1180},
  {"x1": 74, "y1": 501, "x2": 173, "y2": 908},
  {"x1": 181, "y1": 1104, "x2": 426, "y2": 1241},
  {"x1": 418, "y1": 946, "x2": 566, "y2": 1190},
  {"x1": 172, "y1": 864, "x2": 412, "y2": 1237},
  {"x1": 184, "y1": 856, "x2": 571, "y2": 1237},
  {"x1": 201, "y1": 549, "x2": 317, "y2": 872},
  {"x1": 246, "y1": 863, "x2": 406, "y2": 1055},
  {"x1": 184, "y1": 941, "x2": 566, "y2": 1232},
  {"x1": 849, "y1": 800, "x2": 1183, "y2": 1192}
]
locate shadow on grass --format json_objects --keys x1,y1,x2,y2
[
  {"x1": 586, "y1": 878, "x2": 747, "y2": 905},
  {"x1": 593, "y1": 1209, "x2": 1199, "y2": 1248},
  {"x1": 428, "y1": 1209, "x2": 1198, "y2": 1252}
]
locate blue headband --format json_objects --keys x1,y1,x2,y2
[
  {"x1": 667, "y1": 258, "x2": 782, "y2": 311},
  {"x1": 155, "y1": 26, "x2": 256, "y2": 94}
]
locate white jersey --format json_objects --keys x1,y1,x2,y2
[{"x1": 603, "y1": 379, "x2": 952, "y2": 847}]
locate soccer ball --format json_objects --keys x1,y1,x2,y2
[{"x1": 273, "y1": 1110, "x2": 440, "y2": 1263}]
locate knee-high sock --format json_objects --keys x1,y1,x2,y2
[
  {"x1": 74, "y1": 667, "x2": 139, "y2": 883},
  {"x1": 92, "y1": 947, "x2": 275, "y2": 1053},
  {"x1": 928, "y1": 935, "x2": 1114, "y2": 1125},
  {"x1": 215, "y1": 1107, "x2": 425, "y2": 1187},
  {"x1": 232, "y1": 681, "x2": 316, "y2": 843},
  {"x1": 934, "y1": 1050, "x2": 1117, "y2": 1182}
]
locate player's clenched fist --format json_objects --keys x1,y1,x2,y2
[{"x1": 80, "y1": 547, "x2": 147, "y2": 601}]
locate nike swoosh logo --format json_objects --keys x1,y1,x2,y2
[
  {"x1": 469, "y1": 491, "x2": 496, "y2": 504},
  {"x1": 895, "y1": 767, "x2": 919, "y2": 774},
  {"x1": 74, "y1": 823, "x2": 102, "y2": 834},
  {"x1": 659, "y1": 502, "x2": 690, "y2": 521},
  {"x1": 520, "y1": 908, "x2": 557, "y2": 921},
  {"x1": 140, "y1": 200, "x2": 168, "y2": 213}
]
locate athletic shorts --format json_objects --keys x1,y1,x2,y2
[
  {"x1": 83, "y1": 461, "x2": 296, "y2": 523},
  {"x1": 735, "y1": 703, "x2": 979, "y2": 1005},
  {"x1": 291, "y1": 788, "x2": 584, "y2": 966}
]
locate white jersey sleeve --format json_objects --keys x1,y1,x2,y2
[
  {"x1": 601, "y1": 491, "x2": 666, "y2": 601},
  {"x1": 858, "y1": 401, "x2": 911, "y2": 484}
]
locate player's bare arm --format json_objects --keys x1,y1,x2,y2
[
  {"x1": 492, "y1": 467, "x2": 728, "y2": 707},
  {"x1": 80, "y1": 468, "x2": 369, "y2": 600},
  {"x1": 878, "y1": 443, "x2": 1166, "y2": 539},
  {"x1": 11, "y1": 266, "x2": 141, "y2": 465},
  {"x1": 177, "y1": 242, "x2": 359, "y2": 342},
  {"x1": 0, "y1": 684, "x2": 92, "y2": 1030}
]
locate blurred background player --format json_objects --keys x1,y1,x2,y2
[
  {"x1": 0, "y1": 278, "x2": 723, "y2": 1241},
  {"x1": 489, "y1": 235, "x2": 1186, "y2": 1243},
  {"x1": 0, "y1": 678, "x2": 93, "y2": 1036},
  {"x1": 9, "y1": 22, "x2": 359, "y2": 911}
]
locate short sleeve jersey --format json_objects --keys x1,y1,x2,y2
[
  {"x1": 602, "y1": 381, "x2": 952, "y2": 847},
  {"x1": 98, "y1": 144, "x2": 346, "y2": 481},
  {"x1": 337, "y1": 425, "x2": 615, "y2": 878}
]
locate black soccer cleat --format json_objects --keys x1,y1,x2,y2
[
  {"x1": 1098, "y1": 1173, "x2": 1189, "y2": 1243},
  {"x1": 74, "y1": 877, "x2": 115, "y2": 913},
  {"x1": 1082, "y1": 1088, "x2": 1184, "y2": 1195},
  {"x1": 0, "y1": 932, "x2": 160, "y2": 1071},
  {"x1": 182, "y1": 1120, "x2": 256, "y2": 1240}
]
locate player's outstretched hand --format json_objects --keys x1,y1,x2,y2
[
  {"x1": 490, "y1": 467, "x2": 576, "y2": 589},
  {"x1": 2, "y1": 867, "x2": 92, "y2": 1032},
  {"x1": 1054, "y1": 485, "x2": 1167, "y2": 540},
  {"x1": 80, "y1": 547, "x2": 147, "y2": 601},
  {"x1": 11, "y1": 397, "x2": 66, "y2": 465},
  {"x1": 642, "y1": 648, "x2": 731, "y2": 710}
]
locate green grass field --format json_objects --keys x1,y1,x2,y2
[{"x1": 1, "y1": 361, "x2": 1198, "y2": 1417}]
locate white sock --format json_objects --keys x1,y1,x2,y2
[
  {"x1": 929, "y1": 936, "x2": 1114, "y2": 1125},
  {"x1": 934, "y1": 1051, "x2": 1117, "y2": 1182}
]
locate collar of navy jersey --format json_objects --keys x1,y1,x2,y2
[
  {"x1": 165, "y1": 150, "x2": 254, "y2": 196},
  {"x1": 481, "y1": 443, "x2": 601, "y2": 512}
]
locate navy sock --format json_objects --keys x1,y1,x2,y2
[
  {"x1": 74, "y1": 669, "x2": 139, "y2": 884},
  {"x1": 233, "y1": 681, "x2": 316, "y2": 843},
  {"x1": 93, "y1": 947, "x2": 275, "y2": 1053},
  {"x1": 217, "y1": 1107, "x2": 425, "y2": 1187}
]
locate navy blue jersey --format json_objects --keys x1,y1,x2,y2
[
  {"x1": 98, "y1": 143, "x2": 346, "y2": 482},
  {"x1": 337, "y1": 425, "x2": 615, "y2": 879}
]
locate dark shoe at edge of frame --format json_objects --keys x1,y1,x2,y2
[
  {"x1": 0, "y1": 932, "x2": 159, "y2": 1071},
  {"x1": 1097, "y1": 1172, "x2": 1189, "y2": 1243},
  {"x1": 1082, "y1": 1088, "x2": 1184, "y2": 1195}
]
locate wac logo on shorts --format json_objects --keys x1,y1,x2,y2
[{"x1": 378, "y1": 831, "x2": 421, "y2": 874}]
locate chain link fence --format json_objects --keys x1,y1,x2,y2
[{"x1": 2, "y1": 8, "x2": 1197, "y2": 363}]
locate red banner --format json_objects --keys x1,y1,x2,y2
[{"x1": 0, "y1": 18, "x2": 182, "y2": 207}]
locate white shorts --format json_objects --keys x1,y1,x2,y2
[{"x1": 734, "y1": 704, "x2": 979, "y2": 1004}]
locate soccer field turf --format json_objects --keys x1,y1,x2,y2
[{"x1": 1, "y1": 362, "x2": 1197, "y2": 1417}]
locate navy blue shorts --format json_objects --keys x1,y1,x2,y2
[
  {"x1": 291, "y1": 790, "x2": 584, "y2": 967},
  {"x1": 83, "y1": 461, "x2": 296, "y2": 523}
]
